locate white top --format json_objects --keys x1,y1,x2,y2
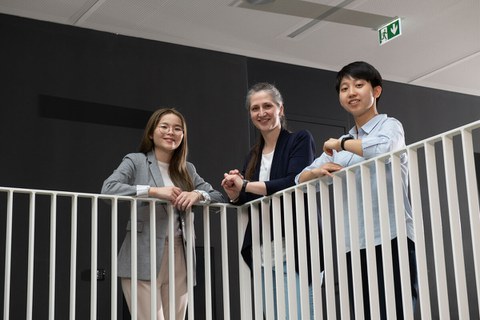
[
  {"x1": 157, "y1": 161, "x2": 174, "y2": 186},
  {"x1": 259, "y1": 150, "x2": 274, "y2": 182},
  {"x1": 157, "y1": 161, "x2": 181, "y2": 237},
  {"x1": 258, "y1": 149, "x2": 287, "y2": 266}
]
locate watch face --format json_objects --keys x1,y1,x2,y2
[{"x1": 341, "y1": 135, "x2": 353, "y2": 150}]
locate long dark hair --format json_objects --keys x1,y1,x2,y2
[
  {"x1": 244, "y1": 83, "x2": 286, "y2": 180},
  {"x1": 139, "y1": 108, "x2": 194, "y2": 191}
]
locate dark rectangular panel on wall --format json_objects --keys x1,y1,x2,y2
[
  {"x1": 38, "y1": 94, "x2": 151, "y2": 129},
  {"x1": 287, "y1": 115, "x2": 347, "y2": 157}
]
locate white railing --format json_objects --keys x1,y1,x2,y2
[{"x1": 1, "y1": 120, "x2": 480, "y2": 319}]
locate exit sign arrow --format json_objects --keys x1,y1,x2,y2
[{"x1": 378, "y1": 17, "x2": 402, "y2": 45}]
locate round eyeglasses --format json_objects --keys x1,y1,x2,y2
[{"x1": 157, "y1": 123, "x2": 184, "y2": 135}]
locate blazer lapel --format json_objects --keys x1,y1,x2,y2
[{"x1": 147, "y1": 150, "x2": 165, "y2": 187}]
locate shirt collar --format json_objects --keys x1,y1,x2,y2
[{"x1": 348, "y1": 114, "x2": 387, "y2": 137}]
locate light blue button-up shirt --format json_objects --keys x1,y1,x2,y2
[{"x1": 296, "y1": 114, "x2": 415, "y2": 251}]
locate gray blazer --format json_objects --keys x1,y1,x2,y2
[{"x1": 101, "y1": 150, "x2": 225, "y2": 281}]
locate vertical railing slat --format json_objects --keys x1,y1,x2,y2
[
  {"x1": 318, "y1": 180, "x2": 335, "y2": 320},
  {"x1": 443, "y1": 135, "x2": 469, "y2": 319},
  {"x1": 167, "y1": 204, "x2": 176, "y2": 320},
  {"x1": 26, "y1": 192, "x2": 36, "y2": 320},
  {"x1": 425, "y1": 141, "x2": 450, "y2": 318},
  {"x1": 237, "y1": 205, "x2": 252, "y2": 319},
  {"x1": 294, "y1": 188, "x2": 310, "y2": 320},
  {"x1": 261, "y1": 198, "x2": 274, "y2": 320},
  {"x1": 272, "y1": 194, "x2": 286, "y2": 319},
  {"x1": 220, "y1": 205, "x2": 231, "y2": 320},
  {"x1": 130, "y1": 200, "x2": 138, "y2": 320},
  {"x1": 49, "y1": 194, "x2": 57, "y2": 320},
  {"x1": 69, "y1": 195, "x2": 78, "y2": 320},
  {"x1": 360, "y1": 163, "x2": 381, "y2": 320},
  {"x1": 186, "y1": 207, "x2": 195, "y2": 320},
  {"x1": 149, "y1": 201, "x2": 157, "y2": 320},
  {"x1": 250, "y1": 202, "x2": 264, "y2": 320},
  {"x1": 333, "y1": 174, "x2": 350, "y2": 320},
  {"x1": 306, "y1": 182, "x2": 323, "y2": 320},
  {"x1": 283, "y1": 191, "x2": 298, "y2": 319},
  {"x1": 110, "y1": 198, "x2": 118, "y2": 320},
  {"x1": 461, "y1": 128, "x2": 480, "y2": 315},
  {"x1": 407, "y1": 147, "x2": 432, "y2": 319},
  {"x1": 391, "y1": 153, "x2": 414, "y2": 319},
  {"x1": 90, "y1": 197, "x2": 98, "y2": 320},
  {"x1": 375, "y1": 158, "x2": 396, "y2": 318},
  {"x1": 346, "y1": 169, "x2": 364, "y2": 319},
  {"x1": 3, "y1": 190, "x2": 13, "y2": 320},
  {"x1": 203, "y1": 205, "x2": 212, "y2": 319}
]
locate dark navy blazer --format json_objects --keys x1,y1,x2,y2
[{"x1": 236, "y1": 128, "x2": 317, "y2": 274}]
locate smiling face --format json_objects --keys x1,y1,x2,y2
[
  {"x1": 249, "y1": 90, "x2": 284, "y2": 133},
  {"x1": 150, "y1": 113, "x2": 184, "y2": 158},
  {"x1": 338, "y1": 76, "x2": 382, "y2": 125}
]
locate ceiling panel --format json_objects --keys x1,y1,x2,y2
[
  {"x1": 0, "y1": 0, "x2": 89, "y2": 23},
  {"x1": 411, "y1": 51, "x2": 480, "y2": 97},
  {"x1": 1, "y1": 0, "x2": 479, "y2": 97}
]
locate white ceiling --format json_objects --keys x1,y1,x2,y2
[{"x1": 1, "y1": 0, "x2": 480, "y2": 97}]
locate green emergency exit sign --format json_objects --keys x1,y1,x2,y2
[{"x1": 378, "y1": 18, "x2": 401, "y2": 45}]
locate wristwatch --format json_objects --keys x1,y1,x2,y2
[
  {"x1": 341, "y1": 135, "x2": 354, "y2": 150},
  {"x1": 241, "y1": 179, "x2": 248, "y2": 193},
  {"x1": 229, "y1": 179, "x2": 248, "y2": 204}
]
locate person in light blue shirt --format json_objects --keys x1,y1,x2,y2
[{"x1": 296, "y1": 61, "x2": 417, "y2": 319}]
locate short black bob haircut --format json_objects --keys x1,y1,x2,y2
[{"x1": 335, "y1": 61, "x2": 383, "y2": 94}]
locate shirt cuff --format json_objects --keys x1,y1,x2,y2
[
  {"x1": 136, "y1": 185, "x2": 150, "y2": 197},
  {"x1": 194, "y1": 189, "x2": 211, "y2": 204}
]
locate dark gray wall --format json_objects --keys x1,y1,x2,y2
[
  {"x1": 0, "y1": 14, "x2": 248, "y2": 194},
  {"x1": 0, "y1": 13, "x2": 249, "y2": 319},
  {"x1": 1, "y1": 12, "x2": 480, "y2": 319},
  {"x1": 379, "y1": 81, "x2": 480, "y2": 143}
]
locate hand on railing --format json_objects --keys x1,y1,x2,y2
[
  {"x1": 221, "y1": 170, "x2": 243, "y2": 202},
  {"x1": 148, "y1": 186, "x2": 202, "y2": 211},
  {"x1": 297, "y1": 162, "x2": 343, "y2": 183},
  {"x1": 148, "y1": 186, "x2": 183, "y2": 202},
  {"x1": 173, "y1": 191, "x2": 203, "y2": 211}
]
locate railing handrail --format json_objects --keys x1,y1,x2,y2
[{"x1": 2, "y1": 118, "x2": 480, "y2": 319}]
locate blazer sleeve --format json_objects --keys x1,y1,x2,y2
[
  {"x1": 101, "y1": 153, "x2": 143, "y2": 196},
  {"x1": 187, "y1": 162, "x2": 227, "y2": 203},
  {"x1": 264, "y1": 130, "x2": 315, "y2": 195}
]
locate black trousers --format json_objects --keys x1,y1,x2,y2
[{"x1": 346, "y1": 238, "x2": 418, "y2": 319}]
